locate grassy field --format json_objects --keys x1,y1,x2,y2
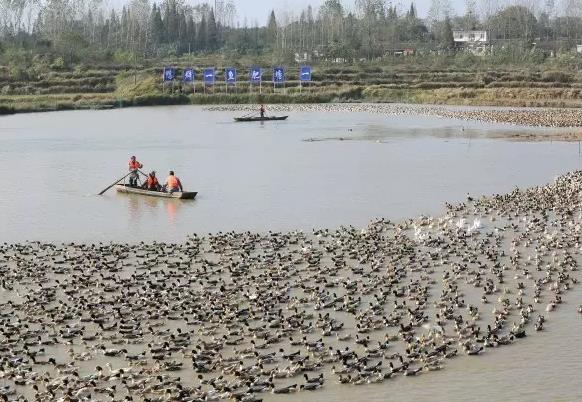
[{"x1": 2, "y1": 59, "x2": 582, "y2": 113}]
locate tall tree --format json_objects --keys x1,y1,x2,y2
[
  {"x1": 207, "y1": 8, "x2": 218, "y2": 49},
  {"x1": 320, "y1": 0, "x2": 344, "y2": 43},
  {"x1": 408, "y1": 2, "x2": 417, "y2": 19},
  {"x1": 488, "y1": 5, "x2": 537, "y2": 42},
  {"x1": 267, "y1": 9, "x2": 277, "y2": 47},
  {"x1": 185, "y1": 13, "x2": 195, "y2": 51},
  {"x1": 197, "y1": 14, "x2": 207, "y2": 50},
  {"x1": 457, "y1": 0, "x2": 479, "y2": 29},
  {"x1": 150, "y1": 3, "x2": 164, "y2": 44},
  {"x1": 440, "y1": 16, "x2": 454, "y2": 49}
]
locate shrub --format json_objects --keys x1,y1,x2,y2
[
  {"x1": 50, "y1": 57, "x2": 66, "y2": 71},
  {"x1": 453, "y1": 52, "x2": 479, "y2": 68},
  {"x1": 113, "y1": 50, "x2": 137, "y2": 65},
  {"x1": 132, "y1": 94, "x2": 190, "y2": 106},
  {"x1": 0, "y1": 105, "x2": 15, "y2": 115},
  {"x1": 541, "y1": 70, "x2": 572, "y2": 83}
]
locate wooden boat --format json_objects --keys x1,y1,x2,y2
[
  {"x1": 115, "y1": 184, "x2": 197, "y2": 200},
  {"x1": 234, "y1": 115, "x2": 288, "y2": 122}
]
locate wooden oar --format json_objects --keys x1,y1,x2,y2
[{"x1": 98, "y1": 171, "x2": 133, "y2": 195}]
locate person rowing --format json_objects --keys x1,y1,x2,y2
[
  {"x1": 142, "y1": 171, "x2": 161, "y2": 191},
  {"x1": 163, "y1": 171, "x2": 183, "y2": 193},
  {"x1": 128, "y1": 156, "x2": 143, "y2": 187}
]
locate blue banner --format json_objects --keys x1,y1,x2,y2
[
  {"x1": 273, "y1": 67, "x2": 285, "y2": 83},
  {"x1": 163, "y1": 67, "x2": 176, "y2": 82},
  {"x1": 250, "y1": 67, "x2": 262, "y2": 84},
  {"x1": 300, "y1": 66, "x2": 312, "y2": 82},
  {"x1": 183, "y1": 68, "x2": 194, "y2": 82},
  {"x1": 225, "y1": 68, "x2": 237, "y2": 85},
  {"x1": 203, "y1": 68, "x2": 215, "y2": 85}
]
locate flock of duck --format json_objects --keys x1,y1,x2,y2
[
  {"x1": 209, "y1": 103, "x2": 582, "y2": 129},
  {"x1": 1, "y1": 171, "x2": 582, "y2": 402}
]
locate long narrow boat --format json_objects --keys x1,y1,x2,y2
[
  {"x1": 234, "y1": 116, "x2": 288, "y2": 122},
  {"x1": 115, "y1": 184, "x2": 197, "y2": 200}
]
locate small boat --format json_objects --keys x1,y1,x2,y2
[
  {"x1": 115, "y1": 184, "x2": 197, "y2": 200},
  {"x1": 234, "y1": 115, "x2": 288, "y2": 122}
]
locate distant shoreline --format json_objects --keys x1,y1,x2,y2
[
  {"x1": 4, "y1": 98, "x2": 582, "y2": 140},
  {"x1": 5, "y1": 63, "x2": 582, "y2": 120}
]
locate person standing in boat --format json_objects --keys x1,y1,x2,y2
[
  {"x1": 163, "y1": 171, "x2": 183, "y2": 193},
  {"x1": 128, "y1": 156, "x2": 143, "y2": 187},
  {"x1": 142, "y1": 171, "x2": 161, "y2": 191},
  {"x1": 260, "y1": 104, "x2": 266, "y2": 118}
]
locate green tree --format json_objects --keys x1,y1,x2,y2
[
  {"x1": 320, "y1": 0, "x2": 344, "y2": 42},
  {"x1": 488, "y1": 5, "x2": 538, "y2": 42},
  {"x1": 150, "y1": 3, "x2": 165, "y2": 44},
  {"x1": 186, "y1": 15, "x2": 196, "y2": 51},
  {"x1": 198, "y1": 14, "x2": 207, "y2": 50},
  {"x1": 163, "y1": 1, "x2": 176, "y2": 42},
  {"x1": 408, "y1": 3, "x2": 417, "y2": 19},
  {"x1": 440, "y1": 16, "x2": 454, "y2": 49},
  {"x1": 207, "y1": 9, "x2": 218, "y2": 49},
  {"x1": 344, "y1": 12, "x2": 360, "y2": 53},
  {"x1": 267, "y1": 10, "x2": 277, "y2": 47},
  {"x1": 121, "y1": 6, "x2": 130, "y2": 48}
]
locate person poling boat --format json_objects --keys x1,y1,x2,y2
[
  {"x1": 128, "y1": 156, "x2": 143, "y2": 187},
  {"x1": 115, "y1": 169, "x2": 196, "y2": 199},
  {"x1": 234, "y1": 104, "x2": 288, "y2": 122},
  {"x1": 98, "y1": 162, "x2": 196, "y2": 199},
  {"x1": 163, "y1": 171, "x2": 183, "y2": 193}
]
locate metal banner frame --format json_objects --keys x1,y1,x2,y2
[
  {"x1": 225, "y1": 68, "x2": 237, "y2": 93},
  {"x1": 299, "y1": 66, "x2": 312, "y2": 93},
  {"x1": 162, "y1": 67, "x2": 176, "y2": 93},
  {"x1": 183, "y1": 68, "x2": 195, "y2": 93},
  {"x1": 273, "y1": 67, "x2": 285, "y2": 94},
  {"x1": 250, "y1": 66, "x2": 262, "y2": 94},
  {"x1": 203, "y1": 68, "x2": 215, "y2": 94}
]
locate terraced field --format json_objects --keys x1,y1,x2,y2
[{"x1": 2, "y1": 63, "x2": 582, "y2": 113}]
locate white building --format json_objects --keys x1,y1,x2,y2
[
  {"x1": 294, "y1": 52, "x2": 312, "y2": 63},
  {"x1": 577, "y1": 45, "x2": 582, "y2": 54},
  {"x1": 453, "y1": 30, "x2": 490, "y2": 55},
  {"x1": 453, "y1": 30, "x2": 489, "y2": 43}
]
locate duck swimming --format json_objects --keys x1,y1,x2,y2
[{"x1": 0, "y1": 171, "x2": 581, "y2": 401}]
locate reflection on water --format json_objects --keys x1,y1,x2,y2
[
  {"x1": 0, "y1": 105, "x2": 581, "y2": 243},
  {"x1": 166, "y1": 200, "x2": 179, "y2": 225},
  {"x1": 143, "y1": 195, "x2": 160, "y2": 209},
  {"x1": 126, "y1": 194, "x2": 141, "y2": 221},
  {"x1": 120, "y1": 192, "x2": 185, "y2": 228}
]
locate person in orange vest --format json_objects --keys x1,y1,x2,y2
[
  {"x1": 128, "y1": 156, "x2": 143, "y2": 187},
  {"x1": 163, "y1": 171, "x2": 183, "y2": 193},
  {"x1": 142, "y1": 171, "x2": 161, "y2": 191}
]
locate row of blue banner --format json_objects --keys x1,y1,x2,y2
[{"x1": 163, "y1": 66, "x2": 312, "y2": 84}]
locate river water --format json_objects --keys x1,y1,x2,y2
[
  {"x1": 1, "y1": 105, "x2": 582, "y2": 402},
  {"x1": 269, "y1": 286, "x2": 582, "y2": 402},
  {"x1": 0, "y1": 105, "x2": 580, "y2": 243}
]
